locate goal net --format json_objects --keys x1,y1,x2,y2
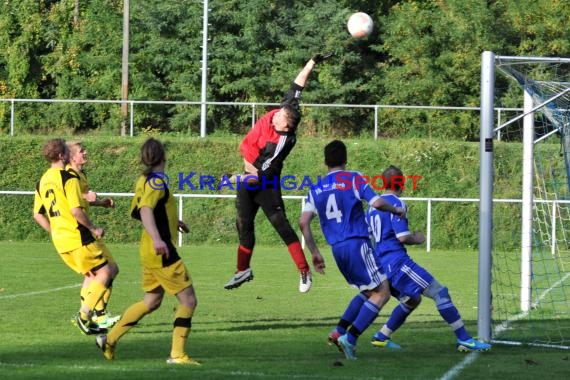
[{"x1": 479, "y1": 53, "x2": 570, "y2": 349}]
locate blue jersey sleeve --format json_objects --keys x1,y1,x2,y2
[
  {"x1": 389, "y1": 198, "x2": 411, "y2": 237},
  {"x1": 354, "y1": 172, "x2": 380, "y2": 205},
  {"x1": 368, "y1": 194, "x2": 410, "y2": 258}
]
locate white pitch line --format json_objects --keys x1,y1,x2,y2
[
  {"x1": 437, "y1": 351, "x2": 480, "y2": 380},
  {"x1": 495, "y1": 272, "x2": 570, "y2": 335},
  {"x1": 0, "y1": 283, "x2": 81, "y2": 300},
  {"x1": 437, "y1": 271, "x2": 570, "y2": 380}
]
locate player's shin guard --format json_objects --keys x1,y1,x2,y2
[
  {"x1": 95, "y1": 285, "x2": 113, "y2": 315},
  {"x1": 171, "y1": 305, "x2": 194, "y2": 359},
  {"x1": 348, "y1": 300, "x2": 380, "y2": 345},
  {"x1": 374, "y1": 301, "x2": 415, "y2": 341},
  {"x1": 237, "y1": 245, "x2": 253, "y2": 272},
  {"x1": 287, "y1": 241, "x2": 310, "y2": 273},
  {"x1": 436, "y1": 301, "x2": 470, "y2": 341},
  {"x1": 107, "y1": 301, "x2": 151, "y2": 345},
  {"x1": 339, "y1": 293, "x2": 368, "y2": 332},
  {"x1": 439, "y1": 306, "x2": 470, "y2": 341},
  {"x1": 267, "y1": 211, "x2": 309, "y2": 272},
  {"x1": 80, "y1": 287, "x2": 89, "y2": 308},
  {"x1": 82, "y1": 280, "x2": 107, "y2": 320},
  {"x1": 426, "y1": 282, "x2": 471, "y2": 341},
  {"x1": 385, "y1": 301, "x2": 415, "y2": 333}
]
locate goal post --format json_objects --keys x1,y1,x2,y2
[
  {"x1": 478, "y1": 50, "x2": 494, "y2": 343},
  {"x1": 479, "y1": 51, "x2": 570, "y2": 349}
]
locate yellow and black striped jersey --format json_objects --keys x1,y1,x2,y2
[
  {"x1": 34, "y1": 168, "x2": 95, "y2": 253},
  {"x1": 65, "y1": 165, "x2": 90, "y2": 212},
  {"x1": 130, "y1": 175, "x2": 180, "y2": 268}
]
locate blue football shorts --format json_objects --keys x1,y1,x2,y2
[
  {"x1": 387, "y1": 255, "x2": 434, "y2": 299},
  {"x1": 331, "y1": 238, "x2": 387, "y2": 291}
]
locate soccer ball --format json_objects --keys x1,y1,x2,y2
[{"x1": 347, "y1": 12, "x2": 374, "y2": 38}]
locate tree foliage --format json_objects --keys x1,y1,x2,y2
[{"x1": 0, "y1": 0, "x2": 568, "y2": 138}]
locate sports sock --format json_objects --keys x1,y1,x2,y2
[
  {"x1": 80, "y1": 286, "x2": 89, "y2": 308},
  {"x1": 375, "y1": 302, "x2": 414, "y2": 340},
  {"x1": 95, "y1": 287, "x2": 112, "y2": 316},
  {"x1": 107, "y1": 301, "x2": 151, "y2": 346},
  {"x1": 335, "y1": 319, "x2": 350, "y2": 335},
  {"x1": 337, "y1": 293, "x2": 367, "y2": 334},
  {"x1": 80, "y1": 280, "x2": 107, "y2": 320},
  {"x1": 237, "y1": 245, "x2": 252, "y2": 271},
  {"x1": 286, "y1": 241, "x2": 309, "y2": 272},
  {"x1": 347, "y1": 300, "x2": 380, "y2": 345},
  {"x1": 438, "y1": 304, "x2": 470, "y2": 341},
  {"x1": 170, "y1": 305, "x2": 194, "y2": 358}
]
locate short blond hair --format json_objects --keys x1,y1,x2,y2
[{"x1": 66, "y1": 140, "x2": 83, "y2": 155}]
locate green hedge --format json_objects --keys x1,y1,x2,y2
[{"x1": 0, "y1": 135, "x2": 543, "y2": 250}]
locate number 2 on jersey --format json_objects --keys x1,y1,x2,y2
[
  {"x1": 45, "y1": 189, "x2": 61, "y2": 217},
  {"x1": 325, "y1": 194, "x2": 343, "y2": 223}
]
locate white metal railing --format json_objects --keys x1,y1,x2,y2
[
  {"x1": 0, "y1": 98, "x2": 522, "y2": 140},
  {"x1": 4, "y1": 190, "x2": 568, "y2": 251}
]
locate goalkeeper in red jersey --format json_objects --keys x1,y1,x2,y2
[{"x1": 224, "y1": 53, "x2": 331, "y2": 293}]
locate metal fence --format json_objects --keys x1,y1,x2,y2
[
  {"x1": 0, "y1": 98, "x2": 521, "y2": 139},
  {"x1": 5, "y1": 190, "x2": 557, "y2": 251}
]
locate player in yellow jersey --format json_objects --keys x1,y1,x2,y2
[
  {"x1": 96, "y1": 138, "x2": 199, "y2": 365},
  {"x1": 66, "y1": 141, "x2": 120, "y2": 329},
  {"x1": 33, "y1": 138, "x2": 113, "y2": 335}
]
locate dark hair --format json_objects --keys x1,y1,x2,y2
[
  {"x1": 382, "y1": 165, "x2": 404, "y2": 191},
  {"x1": 282, "y1": 104, "x2": 301, "y2": 129},
  {"x1": 42, "y1": 138, "x2": 67, "y2": 163},
  {"x1": 141, "y1": 138, "x2": 165, "y2": 176},
  {"x1": 324, "y1": 140, "x2": 347, "y2": 167}
]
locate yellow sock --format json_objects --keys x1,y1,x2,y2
[
  {"x1": 95, "y1": 287, "x2": 112, "y2": 315},
  {"x1": 103, "y1": 286, "x2": 112, "y2": 307},
  {"x1": 171, "y1": 305, "x2": 194, "y2": 358},
  {"x1": 107, "y1": 301, "x2": 151, "y2": 345},
  {"x1": 81, "y1": 280, "x2": 107, "y2": 320},
  {"x1": 80, "y1": 287, "x2": 89, "y2": 308}
]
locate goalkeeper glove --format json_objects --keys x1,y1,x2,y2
[{"x1": 311, "y1": 52, "x2": 333, "y2": 64}]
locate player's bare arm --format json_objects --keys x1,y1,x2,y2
[
  {"x1": 399, "y1": 231, "x2": 426, "y2": 245},
  {"x1": 71, "y1": 207, "x2": 104, "y2": 239},
  {"x1": 90, "y1": 197, "x2": 115, "y2": 208},
  {"x1": 140, "y1": 206, "x2": 169, "y2": 258},
  {"x1": 33, "y1": 212, "x2": 51, "y2": 233},
  {"x1": 84, "y1": 190, "x2": 97, "y2": 203},
  {"x1": 371, "y1": 198, "x2": 406, "y2": 218},
  {"x1": 294, "y1": 53, "x2": 333, "y2": 87},
  {"x1": 299, "y1": 211, "x2": 325, "y2": 274}
]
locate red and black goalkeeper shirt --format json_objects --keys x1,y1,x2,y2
[{"x1": 240, "y1": 82, "x2": 304, "y2": 179}]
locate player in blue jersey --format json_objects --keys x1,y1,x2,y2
[
  {"x1": 299, "y1": 140, "x2": 406, "y2": 360},
  {"x1": 366, "y1": 165, "x2": 491, "y2": 352}
]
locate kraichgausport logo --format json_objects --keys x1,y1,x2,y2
[
  {"x1": 146, "y1": 172, "x2": 422, "y2": 192},
  {"x1": 147, "y1": 171, "x2": 170, "y2": 190}
]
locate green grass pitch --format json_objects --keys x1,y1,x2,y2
[{"x1": 1, "y1": 241, "x2": 568, "y2": 379}]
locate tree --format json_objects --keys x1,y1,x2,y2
[{"x1": 369, "y1": 0, "x2": 506, "y2": 139}]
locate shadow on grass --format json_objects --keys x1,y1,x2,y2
[
  {"x1": 10, "y1": 319, "x2": 568, "y2": 380},
  {"x1": 134, "y1": 315, "x2": 341, "y2": 334}
]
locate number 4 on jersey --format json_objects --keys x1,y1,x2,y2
[{"x1": 325, "y1": 194, "x2": 342, "y2": 223}]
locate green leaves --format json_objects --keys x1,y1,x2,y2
[{"x1": 1, "y1": 0, "x2": 569, "y2": 137}]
